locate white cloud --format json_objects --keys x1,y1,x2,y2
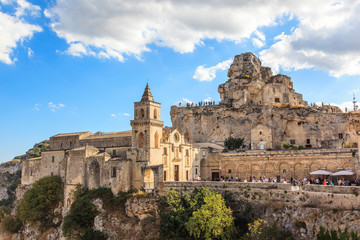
[
  {"x1": 182, "y1": 98, "x2": 194, "y2": 104},
  {"x1": 252, "y1": 30, "x2": 266, "y2": 48},
  {"x1": 44, "y1": 0, "x2": 295, "y2": 61},
  {"x1": 48, "y1": 102, "x2": 65, "y2": 111},
  {"x1": 254, "y1": 30, "x2": 266, "y2": 42},
  {"x1": 33, "y1": 103, "x2": 39, "y2": 111},
  {"x1": 15, "y1": 0, "x2": 41, "y2": 17},
  {"x1": 0, "y1": 0, "x2": 42, "y2": 64},
  {"x1": 111, "y1": 112, "x2": 130, "y2": 118},
  {"x1": 27, "y1": 47, "x2": 33, "y2": 57},
  {"x1": 252, "y1": 38, "x2": 264, "y2": 48},
  {"x1": 332, "y1": 101, "x2": 353, "y2": 112},
  {"x1": 193, "y1": 59, "x2": 232, "y2": 81},
  {"x1": 260, "y1": 1, "x2": 360, "y2": 77},
  {"x1": 314, "y1": 101, "x2": 356, "y2": 112},
  {"x1": 204, "y1": 97, "x2": 212, "y2": 103}
]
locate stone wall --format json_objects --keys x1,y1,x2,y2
[
  {"x1": 217, "y1": 148, "x2": 358, "y2": 181},
  {"x1": 159, "y1": 181, "x2": 360, "y2": 239}
]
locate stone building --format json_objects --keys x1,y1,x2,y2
[{"x1": 21, "y1": 84, "x2": 204, "y2": 203}]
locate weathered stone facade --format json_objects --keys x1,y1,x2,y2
[{"x1": 21, "y1": 84, "x2": 204, "y2": 208}]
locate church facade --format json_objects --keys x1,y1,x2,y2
[{"x1": 21, "y1": 84, "x2": 204, "y2": 206}]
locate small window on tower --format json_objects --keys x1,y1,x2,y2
[
  {"x1": 140, "y1": 108, "x2": 145, "y2": 118},
  {"x1": 290, "y1": 139, "x2": 296, "y2": 145},
  {"x1": 339, "y1": 133, "x2": 343, "y2": 139},
  {"x1": 113, "y1": 149, "x2": 116, "y2": 156},
  {"x1": 52, "y1": 156, "x2": 55, "y2": 163},
  {"x1": 259, "y1": 131, "x2": 262, "y2": 135},
  {"x1": 164, "y1": 171, "x2": 167, "y2": 181},
  {"x1": 70, "y1": 142, "x2": 72, "y2": 147},
  {"x1": 306, "y1": 139, "x2": 311, "y2": 144},
  {"x1": 154, "y1": 109, "x2": 157, "y2": 119},
  {"x1": 163, "y1": 147, "x2": 167, "y2": 155}
]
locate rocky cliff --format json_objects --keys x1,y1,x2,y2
[
  {"x1": 171, "y1": 53, "x2": 360, "y2": 148},
  {"x1": 0, "y1": 195, "x2": 160, "y2": 240},
  {"x1": 171, "y1": 104, "x2": 360, "y2": 148}
]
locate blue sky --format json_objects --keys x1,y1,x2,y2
[{"x1": 1, "y1": 0, "x2": 360, "y2": 163}]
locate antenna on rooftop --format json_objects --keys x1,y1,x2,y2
[{"x1": 353, "y1": 92, "x2": 358, "y2": 111}]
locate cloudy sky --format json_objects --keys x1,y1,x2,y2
[{"x1": 1, "y1": 0, "x2": 360, "y2": 162}]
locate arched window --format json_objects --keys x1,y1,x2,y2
[
  {"x1": 154, "y1": 109, "x2": 157, "y2": 119},
  {"x1": 140, "y1": 108, "x2": 145, "y2": 118},
  {"x1": 139, "y1": 132, "x2": 144, "y2": 148},
  {"x1": 154, "y1": 132, "x2": 159, "y2": 148}
]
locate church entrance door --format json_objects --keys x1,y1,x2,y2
[{"x1": 174, "y1": 165, "x2": 179, "y2": 181}]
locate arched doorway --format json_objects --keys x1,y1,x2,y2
[
  {"x1": 144, "y1": 169, "x2": 154, "y2": 190},
  {"x1": 89, "y1": 160, "x2": 100, "y2": 189},
  {"x1": 200, "y1": 158, "x2": 206, "y2": 179}
]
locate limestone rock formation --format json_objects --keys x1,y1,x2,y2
[
  {"x1": 171, "y1": 52, "x2": 360, "y2": 149},
  {"x1": 218, "y1": 52, "x2": 306, "y2": 108}
]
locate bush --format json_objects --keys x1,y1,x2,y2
[
  {"x1": 225, "y1": 137, "x2": 244, "y2": 150},
  {"x1": 1, "y1": 216, "x2": 22, "y2": 233},
  {"x1": 159, "y1": 187, "x2": 235, "y2": 240},
  {"x1": 62, "y1": 197, "x2": 99, "y2": 239},
  {"x1": 317, "y1": 227, "x2": 359, "y2": 240},
  {"x1": 18, "y1": 176, "x2": 63, "y2": 229},
  {"x1": 242, "y1": 218, "x2": 294, "y2": 240},
  {"x1": 63, "y1": 186, "x2": 135, "y2": 239}
]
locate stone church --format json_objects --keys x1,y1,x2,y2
[{"x1": 21, "y1": 84, "x2": 205, "y2": 201}]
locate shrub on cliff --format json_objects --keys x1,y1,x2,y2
[
  {"x1": 18, "y1": 175, "x2": 63, "y2": 229},
  {"x1": 225, "y1": 137, "x2": 244, "y2": 150},
  {"x1": 159, "y1": 187, "x2": 234, "y2": 240},
  {"x1": 242, "y1": 218, "x2": 294, "y2": 240},
  {"x1": 1, "y1": 215, "x2": 22, "y2": 233},
  {"x1": 317, "y1": 227, "x2": 359, "y2": 240},
  {"x1": 63, "y1": 186, "x2": 136, "y2": 239}
]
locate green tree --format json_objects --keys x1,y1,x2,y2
[
  {"x1": 159, "y1": 189, "x2": 193, "y2": 239},
  {"x1": 186, "y1": 189, "x2": 234, "y2": 240},
  {"x1": 18, "y1": 175, "x2": 63, "y2": 228},
  {"x1": 224, "y1": 137, "x2": 244, "y2": 150},
  {"x1": 242, "y1": 218, "x2": 294, "y2": 240},
  {"x1": 159, "y1": 188, "x2": 235, "y2": 240}
]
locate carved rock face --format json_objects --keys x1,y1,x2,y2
[{"x1": 227, "y1": 52, "x2": 262, "y2": 80}]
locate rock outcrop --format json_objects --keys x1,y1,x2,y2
[
  {"x1": 218, "y1": 53, "x2": 306, "y2": 108},
  {"x1": 171, "y1": 52, "x2": 360, "y2": 149}
]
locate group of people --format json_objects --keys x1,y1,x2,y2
[
  {"x1": 180, "y1": 100, "x2": 217, "y2": 108},
  {"x1": 211, "y1": 175, "x2": 360, "y2": 186}
]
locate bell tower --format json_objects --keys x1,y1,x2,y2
[{"x1": 131, "y1": 84, "x2": 164, "y2": 164}]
